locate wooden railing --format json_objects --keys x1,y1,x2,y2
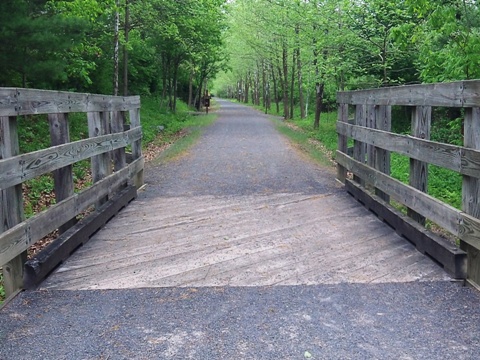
[
  {"x1": 0, "y1": 88, "x2": 144, "y2": 298},
  {"x1": 336, "y1": 80, "x2": 480, "y2": 287}
]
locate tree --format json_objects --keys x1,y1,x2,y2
[{"x1": 0, "y1": 0, "x2": 88, "y2": 88}]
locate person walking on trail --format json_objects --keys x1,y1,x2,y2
[{"x1": 204, "y1": 90, "x2": 211, "y2": 114}]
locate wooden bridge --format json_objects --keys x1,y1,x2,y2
[
  {"x1": 1, "y1": 83, "x2": 480, "y2": 358},
  {"x1": 1, "y1": 82, "x2": 480, "y2": 298}
]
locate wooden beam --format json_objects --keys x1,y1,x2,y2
[
  {"x1": 336, "y1": 123, "x2": 480, "y2": 178},
  {"x1": 49, "y1": 113, "x2": 77, "y2": 234},
  {"x1": 0, "y1": 88, "x2": 140, "y2": 116},
  {"x1": 461, "y1": 107, "x2": 480, "y2": 285},
  {"x1": 129, "y1": 108, "x2": 144, "y2": 188},
  {"x1": 24, "y1": 185, "x2": 137, "y2": 289},
  {"x1": 88, "y1": 111, "x2": 112, "y2": 207},
  {"x1": 0, "y1": 157, "x2": 144, "y2": 266},
  {"x1": 336, "y1": 150, "x2": 480, "y2": 248},
  {"x1": 374, "y1": 105, "x2": 391, "y2": 202},
  {"x1": 345, "y1": 179, "x2": 467, "y2": 279},
  {"x1": 0, "y1": 126, "x2": 141, "y2": 190},
  {"x1": 353, "y1": 104, "x2": 366, "y2": 186},
  {"x1": 336, "y1": 80, "x2": 480, "y2": 107},
  {"x1": 0, "y1": 116, "x2": 26, "y2": 296},
  {"x1": 408, "y1": 106, "x2": 431, "y2": 225},
  {"x1": 336, "y1": 103, "x2": 348, "y2": 183}
]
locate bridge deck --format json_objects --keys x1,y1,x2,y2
[{"x1": 42, "y1": 100, "x2": 449, "y2": 290}]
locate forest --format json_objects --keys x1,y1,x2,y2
[
  {"x1": 1, "y1": 1, "x2": 479, "y2": 115},
  {"x1": 0, "y1": 0, "x2": 228, "y2": 110},
  {"x1": 213, "y1": 0, "x2": 480, "y2": 126}
]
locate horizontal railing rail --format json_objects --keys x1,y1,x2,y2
[
  {"x1": 0, "y1": 88, "x2": 144, "y2": 298},
  {"x1": 336, "y1": 80, "x2": 480, "y2": 286}
]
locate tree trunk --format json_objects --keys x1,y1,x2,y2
[
  {"x1": 313, "y1": 82, "x2": 324, "y2": 130},
  {"x1": 296, "y1": 37, "x2": 305, "y2": 118},
  {"x1": 122, "y1": 0, "x2": 129, "y2": 96},
  {"x1": 172, "y1": 60, "x2": 179, "y2": 113},
  {"x1": 244, "y1": 72, "x2": 250, "y2": 103},
  {"x1": 290, "y1": 50, "x2": 296, "y2": 120},
  {"x1": 282, "y1": 43, "x2": 289, "y2": 119},
  {"x1": 271, "y1": 65, "x2": 279, "y2": 114},
  {"x1": 113, "y1": 0, "x2": 120, "y2": 95},
  {"x1": 188, "y1": 68, "x2": 194, "y2": 107}
]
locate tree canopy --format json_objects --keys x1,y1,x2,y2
[
  {"x1": 2, "y1": 0, "x2": 480, "y2": 116},
  {"x1": 213, "y1": 0, "x2": 480, "y2": 123},
  {"x1": 0, "y1": 0, "x2": 229, "y2": 111}
]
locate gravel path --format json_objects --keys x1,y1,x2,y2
[
  {"x1": 145, "y1": 99, "x2": 337, "y2": 197},
  {"x1": 1, "y1": 99, "x2": 479, "y2": 359}
]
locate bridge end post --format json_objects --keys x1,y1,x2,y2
[
  {"x1": 461, "y1": 107, "x2": 480, "y2": 287},
  {"x1": 1, "y1": 115, "x2": 26, "y2": 297},
  {"x1": 337, "y1": 103, "x2": 348, "y2": 184},
  {"x1": 129, "y1": 108, "x2": 144, "y2": 188}
]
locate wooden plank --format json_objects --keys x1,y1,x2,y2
[
  {"x1": 374, "y1": 105, "x2": 391, "y2": 202},
  {"x1": 336, "y1": 103, "x2": 348, "y2": 183},
  {"x1": 345, "y1": 179, "x2": 467, "y2": 279},
  {"x1": 353, "y1": 105, "x2": 366, "y2": 185},
  {"x1": 461, "y1": 107, "x2": 480, "y2": 285},
  {"x1": 129, "y1": 108, "x2": 144, "y2": 188},
  {"x1": 49, "y1": 113, "x2": 76, "y2": 234},
  {"x1": 408, "y1": 106, "x2": 431, "y2": 225},
  {"x1": 0, "y1": 116, "x2": 26, "y2": 296},
  {"x1": 366, "y1": 105, "x2": 376, "y2": 169},
  {"x1": 111, "y1": 111, "x2": 127, "y2": 172},
  {"x1": 0, "y1": 88, "x2": 140, "y2": 116},
  {"x1": 0, "y1": 126, "x2": 142, "y2": 190},
  {"x1": 24, "y1": 186, "x2": 137, "y2": 289},
  {"x1": 88, "y1": 111, "x2": 112, "y2": 207},
  {"x1": 336, "y1": 123, "x2": 479, "y2": 177},
  {"x1": 335, "y1": 151, "x2": 470, "y2": 238},
  {"x1": 336, "y1": 80, "x2": 480, "y2": 107},
  {"x1": 0, "y1": 157, "x2": 143, "y2": 266}
]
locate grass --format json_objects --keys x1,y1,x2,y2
[
  {"x1": 0, "y1": 273, "x2": 4, "y2": 303},
  {"x1": 153, "y1": 113, "x2": 217, "y2": 164},
  {"x1": 274, "y1": 119, "x2": 335, "y2": 167}
]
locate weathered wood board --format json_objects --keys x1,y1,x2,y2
[{"x1": 42, "y1": 191, "x2": 450, "y2": 290}]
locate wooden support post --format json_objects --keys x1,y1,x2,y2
[
  {"x1": 0, "y1": 116, "x2": 26, "y2": 297},
  {"x1": 353, "y1": 104, "x2": 366, "y2": 186},
  {"x1": 337, "y1": 103, "x2": 348, "y2": 184},
  {"x1": 129, "y1": 108, "x2": 144, "y2": 188},
  {"x1": 49, "y1": 113, "x2": 77, "y2": 234},
  {"x1": 111, "y1": 111, "x2": 127, "y2": 172},
  {"x1": 461, "y1": 107, "x2": 480, "y2": 286},
  {"x1": 88, "y1": 111, "x2": 112, "y2": 207},
  {"x1": 408, "y1": 106, "x2": 431, "y2": 225},
  {"x1": 374, "y1": 105, "x2": 391, "y2": 202},
  {"x1": 366, "y1": 105, "x2": 376, "y2": 169}
]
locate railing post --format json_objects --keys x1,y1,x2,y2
[
  {"x1": 337, "y1": 103, "x2": 349, "y2": 183},
  {"x1": 374, "y1": 105, "x2": 392, "y2": 202},
  {"x1": 366, "y1": 105, "x2": 376, "y2": 170},
  {"x1": 462, "y1": 107, "x2": 480, "y2": 285},
  {"x1": 88, "y1": 111, "x2": 112, "y2": 207},
  {"x1": 111, "y1": 111, "x2": 127, "y2": 172},
  {"x1": 0, "y1": 116, "x2": 26, "y2": 297},
  {"x1": 353, "y1": 104, "x2": 366, "y2": 186},
  {"x1": 408, "y1": 106, "x2": 431, "y2": 225},
  {"x1": 129, "y1": 107, "x2": 144, "y2": 188},
  {"x1": 49, "y1": 113, "x2": 77, "y2": 234}
]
